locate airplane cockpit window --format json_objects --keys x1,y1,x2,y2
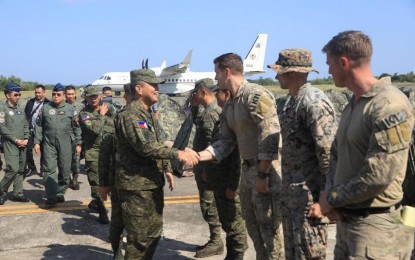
[
  {"x1": 107, "y1": 76, "x2": 111, "y2": 80},
  {"x1": 100, "y1": 76, "x2": 105, "y2": 79}
]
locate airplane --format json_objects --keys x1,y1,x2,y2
[{"x1": 91, "y1": 34, "x2": 268, "y2": 95}]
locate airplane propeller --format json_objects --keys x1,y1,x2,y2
[{"x1": 141, "y1": 59, "x2": 149, "y2": 69}]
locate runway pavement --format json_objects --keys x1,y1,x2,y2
[{"x1": 0, "y1": 154, "x2": 336, "y2": 259}]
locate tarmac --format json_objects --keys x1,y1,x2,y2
[{"x1": 0, "y1": 155, "x2": 338, "y2": 260}]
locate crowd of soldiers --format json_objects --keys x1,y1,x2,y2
[{"x1": 0, "y1": 29, "x2": 414, "y2": 260}]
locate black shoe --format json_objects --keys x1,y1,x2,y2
[
  {"x1": 10, "y1": 195, "x2": 30, "y2": 203},
  {"x1": 0, "y1": 196, "x2": 5, "y2": 205},
  {"x1": 57, "y1": 195, "x2": 65, "y2": 203},
  {"x1": 45, "y1": 198, "x2": 57, "y2": 207},
  {"x1": 88, "y1": 200, "x2": 100, "y2": 212}
]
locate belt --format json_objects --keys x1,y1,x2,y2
[
  {"x1": 243, "y1": 158, "x2": 258, "y2": 167},
  {"x1": 340, "y1": 203, "x2": 401, "y2": 218}
]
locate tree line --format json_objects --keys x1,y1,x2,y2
[{"x1": 0, "y1": 71, "x2": 414, "y2": 91}]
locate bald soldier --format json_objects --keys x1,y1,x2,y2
[{"x1": 199, "y1": 53, "x2": 284, "y2": 259}]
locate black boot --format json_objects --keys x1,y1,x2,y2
[
  {"x1": 69, "y1": 174, "x2": 80, "y2": 190},
  {"x1": 98, "y1": 200, "x2": 109, "y2": 224}
]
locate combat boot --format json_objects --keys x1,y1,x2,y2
[
  {"x1": 69, "y1": 174, "x2": 80, "y2": 190},
  {"x1": 98, "y1": 200, "x2": 109, "y2": 224},
  {"x1": 195, "y1": 226, "x2": 224, "y2": 258}
]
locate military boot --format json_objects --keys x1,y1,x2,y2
[
  {"x1": 69, "y1": 174, "x2": 80, "y2": 190},
  {"x1": 195, "y1": 226, "x2": 224, "y2": 258},
  {"x1": 97, "y1": 200, "x2": 109, "y2": 224}
]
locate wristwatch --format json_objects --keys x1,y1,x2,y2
[{"x1": 258, "y1": 171, "x2": 269, "y2": 179}]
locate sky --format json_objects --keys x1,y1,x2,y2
[{"x1": 1, "y1": 0, "x2": 415, "y2": 86}]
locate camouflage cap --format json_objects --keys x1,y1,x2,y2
[
  {"x1": 130, "y1": 69, "x2": 165, "y2": 85},
  {"x1": 267, "y1": 48, "x2": 318, "y2": 74},
  {"x1": 84, "y1": 86, "x2": 101, "y2": 97},
  {"x1": 193, "y1": 78, "x2": 218, "y2": 93}
]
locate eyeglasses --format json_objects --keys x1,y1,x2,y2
[
  {"x1": 52, "y1": 93, "x2": 62, "y2": 97},
  {"x1": 13, "y1": 93, "x2": 21, "y2": 97}
]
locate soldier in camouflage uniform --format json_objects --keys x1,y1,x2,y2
[
  {"x1": 188, "y1": 79, "x2": 224, "y2": 258},
  {"x1": 320, "y1": 30, "x2": 415, "y2": 258},
  {"x1": 199, "y1": 53, "x2": 285, "y2": 259},
  {"x1": 114, "y1": 69, "x2": 199, "y2": 259},
  {"x1": 78, "y1": 86, "x2": 117, "y2": 224},
  {"x1": 34, "y1": 83, "x2": 82, "y2": 206},
  {"x1": 64, "y1": 85, "x2": 85, "y2": 190},
  {"x1": 99, "y1": 84, "x2": 133, "y2": 260},
  {"x1": 0, "y1": 83, "x2": 30, "y2": 205},
  {"x1": 268, "y1": 49, "x2": 337, "y2": 259}
]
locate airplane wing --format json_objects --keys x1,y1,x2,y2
[{"x1": 160, "y1": 50, "x2": 192, "y2": 76}]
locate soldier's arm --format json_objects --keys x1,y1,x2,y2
[
  {"x1": 306, "y1": 99, "x2": 337, "y2": 200},
  {"x1": 72, "y1": 109, "x2": 82, "y2": 145},
  {"x1": 328, "y1": 100, "x2": 414, "y2": 208},
  {"x1": 33, "y1": 108, "x2": 43, "y2": 145},
  {"x1": 78, "y1": 111, "x2": 107, "y2": 136},
  {"x1": 121, "y1": 113, "x2": 178, "y2": 160},
  {"x1": 248, "y1": 90, "x2": 280, "y2": 161},
  {"x1": 23, "y1": 112, "x2": 30, "y2": 140},
  {"x1": 205, "y1": 110, "x2": 237, "y2": 162}
]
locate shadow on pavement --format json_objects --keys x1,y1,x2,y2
[
  {"x1": 41, "y1": 244, "x2": 112, "y2": 260},
  {"x1": 155, "y1": 236, "x2": 198, "y2": 259}
]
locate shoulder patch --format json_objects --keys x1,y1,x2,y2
[
  {"x1": 381, "y1": 111, "x2": 407, "y2": 129},
  {"x1": 138, "y1": 121, "x2": 148, "y2": 129},
  {"x1": 81, "y1": 115, "x2": 90, "y2": 121}
]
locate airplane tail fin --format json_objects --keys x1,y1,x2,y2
[
  {"x1": 181, "y1": 50, "x2": 192, "y2": 66},
  {"x1": 243, "y1": 34, "x2": 268, "y2": 76}
]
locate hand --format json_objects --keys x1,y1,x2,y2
[
  {"x1": 75, "y1": 145, "x2": 82, "y2": 155},
  {"x1": 22, "y1": 139, "x2": 29, "y2": 146},
  {"x1": 225, "y1": 188, "x2": 237, "y2": 200},
  {"x1": 319, "y1": 191, "x2": 334, "y2": 215},
  {"x1": 307, "y1": 203, "x2": 324, "y2": 218},
  {"x1": 99, "y1": 186, "x2": 111, "y2": 201},
  {"x1": 165, "y1": 172, "x2": 174, "y2": 191},
  {"x1": 255, "y1": 176, "x2": 269, "y2": 193},
  {"x1": 34, "y1": 144, "x2": 41, "y2": 154},
  {"x1": 178, "y1": 149, "x2": 199, "y2": 167},
  {"x1": 99, "y1": 103, "x2": 109, "y2": 115}
]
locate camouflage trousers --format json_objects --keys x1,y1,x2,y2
[
  {"x1": 212, "y1": 185, "x2": 248, "y2": 256},
  {"x1": 118, "y1": 187, "x2": 164, "y2": 260},
  {"x1": 109, "y1": 188, "x2": 125, "y2": 252},
  {"x1": 70, "y1": 142, "x2": 80, "y2": 176},
  {"x1": 335, "y1": 206, "x2": 414, "y2": 259},
  {"x1": 240, "y1": 160, "x2": 285, "y2": 260},
  {"x1": 85, "y1": 161, "x2": 100, "y2": 200},
  {"x1": 194, "y1": 168, "x2": 222, "y2": 240},
  {"x1": 281, "y1": 184, "x2": 328, "y2": 260}
]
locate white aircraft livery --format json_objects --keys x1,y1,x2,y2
[{"x1": 91, "y1": 34, "x2": 268, "y2": 94}]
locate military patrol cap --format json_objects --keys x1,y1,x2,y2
[
  {"x1": 5, "y1": 82, "x2": 21, "y2": 93},
  {"x1": 130, "y1": 69, "x2": 165, "y2": 85},
  {"x1": 193, "y1": 78, "x2": 218, "y2": 93},
  {"x1": 267, "y1": 48, "x2": 318, "y2": 74},
  {"x1": 53, "y1": 83, "x2": 65, "y2": 92},
  {"x1": 83, "y1": 86, "x2": 101, "y2": 97}
]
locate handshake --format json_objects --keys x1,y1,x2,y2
[{"x1": 177, "y1": 148, "x2": 201, "y2": 168}]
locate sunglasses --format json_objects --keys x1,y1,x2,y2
[
  {"x1": 52, "y1": 93, "x2": 63, "y2": 97},
  {"x1": 13, "y1": 93, "x2": 21, "y2": 97}
]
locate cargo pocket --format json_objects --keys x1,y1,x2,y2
[{"x1": 366, "y1": 245, "x2": 392, "y2": 260}]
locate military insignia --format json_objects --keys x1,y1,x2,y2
[
  {"x1": 49, "y1": 109, "x2": 56, "y2": 115},
  {"x1": 382, "y1": 111, "x2": 407, "y2": 129},
  {"x1": 0, "y1": 112, "x2": 5, "y2": 118},
  {"x1": 8, "y1": 111, "x2": 14, "y2": 116},
  {"x1": 0, "y1": 118, "x2": 4, "y2": 123},
  {"x1": 138, "y1": 121, "x2": 148, "y2": 129},
  {"x1": 81, "y1": 115, "x2": 90, "y2": 121},
  {"x1": 58, "y1": 111, "x2": 66, "y2": 115},
  {"x1": 250, "y1": 54, "x2": 256, "y2": 60}
]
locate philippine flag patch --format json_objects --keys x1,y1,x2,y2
[
  {"x1": 81, "y1": 115, "x2": 90, "y2": 121},
  {"x1": 138, "y1": 121, "x2": 148, "y2": 129}
]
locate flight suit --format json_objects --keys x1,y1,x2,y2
[
  {"x1": 34, "y1": 102, "x2": 81, "y2": 200},
  {"x1": 0, "y1": 101, "x2": 29, "y2": 198}
]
